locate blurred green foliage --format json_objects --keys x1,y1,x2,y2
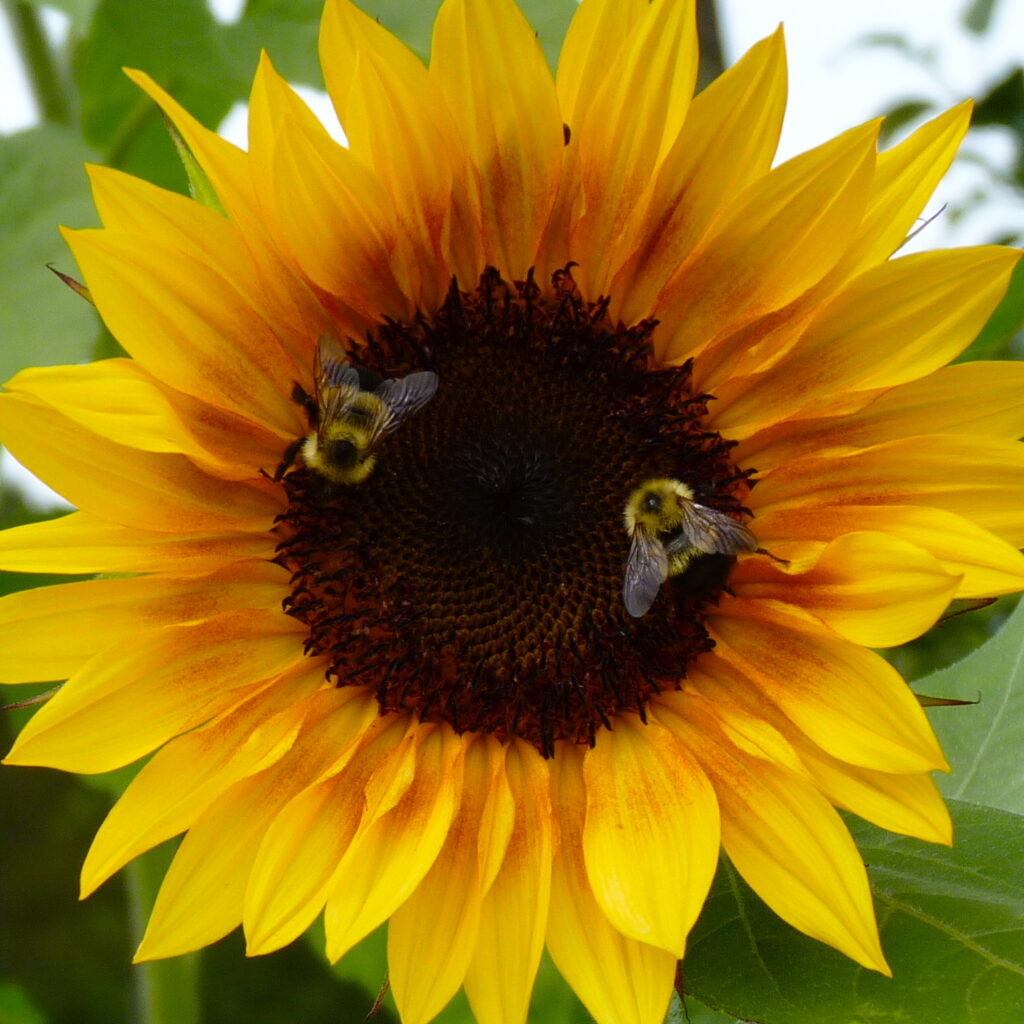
[{"x1": 1, "y1": 1, "x2": 1023, "y2": 1023}]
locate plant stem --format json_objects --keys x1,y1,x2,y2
[
  {"x1": 696, "y1": 0, "x2": 726, "y2": 91},
  {"x1": 2, "y1": 0, "x2": 70, "y2": 125},
  {"x1": 126, "y1": 847, "x2": 203, "y2": 1024}
]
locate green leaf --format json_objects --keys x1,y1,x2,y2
[
  {"x1": 963, "y1": 0, "x2": 1000, "y2": 34},
  {"x1": 0, "y1": 982, "x2": 47, "y2": 1024},
  {"x1": 18, "y1": 0, "x2": 100, "y2": 35},
  {"x1": 877, "y1": 99, "x2": 935, "y2": 144},
  {"x1": 314, "y1": 920, "x2": 394, "y2": 1018},
  {"x1": 221, "y1": 0, "x2": 325, "y2": 88},
  {"x1": 972, "y1": 67, "x2": 1024, "y2": 134},
  {"x1": 74, "y1": 0, "x2": 242, "y2": 189},
  {"x1": 958, "y1": 256, "x2": 1024, "y2": 361},
  {"x1": 517, "y1": 0, "x2": 577, "y2": 69},
  {"x1": 351, "y1": 0, "x2": 441, "y2": 62},
  {"x1": 320, "y1": 922, "x2": 592, "y2": 1023},
  {"x1": 0, "y1": 710, "x2": 133, "y2": 1024},
  {"x1": 525, "y1": 954, "x2": 591, "y2": 1024},
  {"x1": 918, "y1": 597, "x2": 1024, "y2": 815},
  {"x1": 882, "y1": 594, "x2": 1016, "y2": 683},
  {"x1": 350, "y1": 0, "x2": 576, "y2": 68},
  {"x1": 0, "y1": 125, "x2": 100, "y2": 385},
  {"x1": 163, "y1": 115, "x2": 227, "y2": 215},
  {"x1": 685, "y1": 800, "x2": 1024, "y2": 1024},
  {"x1": 668, "y1": 991, "x2": 740, "y2": 1024},
  {"x1": 856, "y1": 31, "x2": 913, "y2": 50}
]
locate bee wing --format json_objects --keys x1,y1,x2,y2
[
  {"x1": 623, "y1": 528, "x2": 670, "y2": 618},
  {"x1": 678, "y1": 501, "x2": 758, "y2": 556},
  {"x1": 314, "y1": 335, "x2": 358, "y2": 388},
  {"x1": 372, "y1": 371, "x2": 439, "y2": 439},
  {"x1": 313, "y1": 336, "x2": 362, "y2": 441}
]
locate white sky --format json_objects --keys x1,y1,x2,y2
[{"x1": 2, "y1": 0, "x2": 1023, "y2": 504}]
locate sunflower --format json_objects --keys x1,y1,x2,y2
[{"x1": 2, "y1": 0, "x2": 1024, "y2": 1022}]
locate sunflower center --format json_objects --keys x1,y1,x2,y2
[
  {"x1": 447, "y1": 438, "x2": 566, "y2": 553},
  {"x1": 275, "y1": 269, "x2": 752, "y2": 755}
]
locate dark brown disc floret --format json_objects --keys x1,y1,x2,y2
[{"x1": 274, "y1": 268, "x2": 753, "y2": 756}]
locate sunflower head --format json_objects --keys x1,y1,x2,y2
[
  {"x1": 2, "y1": 2, "x2": 1023, "y2": 1023},
  {"x1": 274, "y1": 266, "x2": 754, "y2": 755}
]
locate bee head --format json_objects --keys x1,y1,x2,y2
[{"x1": 642, "y1": 490, "x2": 663, "y2": 515}]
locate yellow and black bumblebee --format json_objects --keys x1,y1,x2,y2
[
  {"x1": 622, "y1": 477, "x2": 759, "y2": 618},
  {"x1": 277, "y1": 335, "x2": 438, "y2": 485}
]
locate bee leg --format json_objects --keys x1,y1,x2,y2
[
  {"x1": 756, "y1": 546, "x2": 790, "y2": 567},
  {"x1": 273, "y1": 437, "x2": 305, "y2": 481},
  {"x1": 290, "y1": 382, "x2": 318, "y2": 426}
]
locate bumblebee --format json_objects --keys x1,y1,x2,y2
[
  {"x1": 278, "y1": 335, "x2": 438, "y2": 485},
  {"x1": 622, "y1": 477, "x2": 758, "y2": 618}
]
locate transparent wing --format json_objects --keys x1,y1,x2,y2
[
  {"x1": 313, "y1": 336, "x2": 361, "y2": 442},
  {"x1": 678, "y1": 501, "x2": 757, "y2": 556},
  {"x1": 314, "y1": 335, "x2": 358, "y2": 388},
  {"x1": 372, "y1": 371, "x2": 439, "y2": 440},
  {"x1": 623, "y1": 528, "x2": 670, "y2": 618}
]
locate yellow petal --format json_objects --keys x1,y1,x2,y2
[
  {"x1": 6, "y1": 359, "x2": 288, "y2": 480},
  {"x1": 581, "y1": 714, "x2": 719, "y2": 956},
  {"x1": 796, "y1": 739, "x2": 951, "y2": 845},
  {"x1": 654, "y1": 121, "x2": 877, "y2": 363},
  {"x1": 739, "y1": 359, "x2": 1024, "y2": 473},
  {"x1": 475, "y1": 736, "x2": 515, "y2": 894},
  {"x1": 613, "y1": 28, "x2": 787, "y2": 323},
  {"x1": 0, "y1": 560, "x2": 289, "y2": 684},
  {"x1": 842, "y1": 101, "x2": 972, "y2": 276},
  {"x1": 659, "y1": 682, "x2": 806, "y2": 778},
  {"x1": 752, "y1": 434, "x2": 1024, "y2": 548},
  {"x1": 708, "y1": 599, "x2": 948, "y2": 772},
  {"x1": 5, "y1": 610, "x2": 305, "y2": 773},
  {"x1": 681, "y1": 667, "x2": 951, "y2": 844},
  {"x1": 667, "y1": 713, "x2": 890, "y2": 975},
  {"x1": 827, "y1": 358, "x2": 1024, "y2": 438},
  {"x1": 712, "y1": 246, "x2": 1020, "y2": 436},
  {"x1": 248, "y1": 52, "x2": 414, "y2": 324},
  {"x1": 86, "y1": 161, "x2": 306, "y2": 369},
  {"x1": 388, "y1": 735, "x2": 508, "y2": 1024},
  {"x1": 753, "y1": 503, "x2": 1024, "y2": 599},
  {"x1": 0, "y1": 511, "x2": 271, "y2": 575},
  {"x1": 65, "y1": 232, "x2": 301, "y2": 437},
  {"x1": 85, "y1": 159, "x2": 323, "y2": 375},
  {"x1": 323, "y1": 724, "x2": 464, "y2": 962},
  {"x1": 137, "y1": 773, "x2": 278, "y2": 959},
  {"x1": 692, "y1": 102, "x2": 975, "y2": 391},
  {"x1": 267, "y1": 109, "x2": 413, "y2": 323},
  {"x1": 124, "y1": 68, "x2": 336, "y2": 358},
  {"x1": 244, "y1": 711, "x2": 408, "y2": 955},
  {"x1": 135, "y1": 688, "x2": 379, "y2": 960},
  {"x1": 570, "y1": 0, "x2": 698, "y2": 296},
  {"x1": 319, "y1": 0, "x2": 473, "y2": 300},
  {"x1": 0, "y1": 393, "x2": 280, "y2": 533},
  {"x1": 81, "y1": 665, "x2": 330, "y2": 897},
  {"x1": 732, "y1": 531, "x2": 961, "y2": 647},
  {"x1": 124, "y1": 69, "x2": 252, "y2": 233},
  {"x1": 431, "y1": 0, "x2": 563, "y2": 279},
  {"x1": 463, "y1": 740, "x2": 551, "y2": 1024},
  {"x1": 547, "y1": 743, "x2": 677, "y2": 1024},
  {"x1": 556, "y1": 0, "x2": 648, "y2": 127}
]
